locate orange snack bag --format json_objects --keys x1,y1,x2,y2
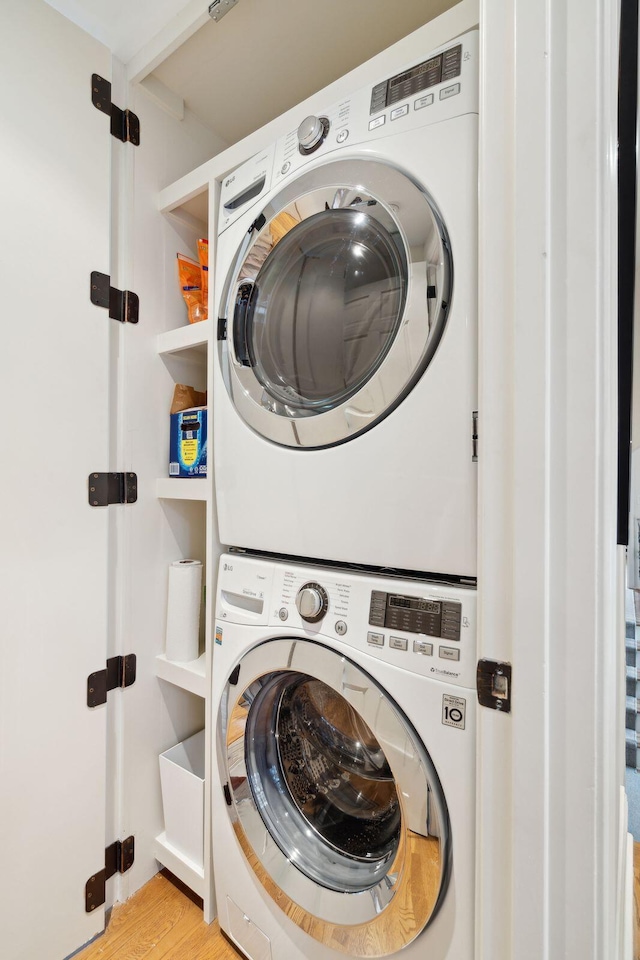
[
  {"x1": 177, "y1": 253, "x2": 206, "y2": 324},
  {"x1": 197, "y1": 239, "x2": 209, "y2": 312}
]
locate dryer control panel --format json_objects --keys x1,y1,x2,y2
[{"x1": 270, "y1": 28, "x2": 478, "y2": 192}]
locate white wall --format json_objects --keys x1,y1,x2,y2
[{"x1": 109, "y1": 71, "x2": 226, "y2": 902}]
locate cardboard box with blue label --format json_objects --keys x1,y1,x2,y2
[{"x1": 169, "y1": 406, "x2": 207, "y2": 477}]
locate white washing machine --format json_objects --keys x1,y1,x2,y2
[
  {"x1": 214, "y1": 27, "x2": 478, "y2": 580},
  {"x1": 212, "y1": 552, "x2": 476, "y2": 960}
]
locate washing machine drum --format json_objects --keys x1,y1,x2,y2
[
  {"x1": 219, "y1": 639, "x2": 451, "y2": 956},
  {"x1": 219, "y1": 158, "x2": 452, "y2": 448}
]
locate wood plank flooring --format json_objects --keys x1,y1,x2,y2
[
  {"x1": 77, "y1": 849, "x2": 640, "y2": 960},
  {"x1": 76, "y1": 872, "x2": 241, "y2": 960}
]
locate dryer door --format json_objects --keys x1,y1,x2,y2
[
  {"x1": 218, "y1": 157, "x2": 452, "y2": 448},
  {"x1": 219, "y1": 638, "x2": 451, "y2": 957}
]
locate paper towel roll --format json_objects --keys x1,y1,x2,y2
[{"x1": 165, "y1": 559, "x2": 202, "y2": 662}]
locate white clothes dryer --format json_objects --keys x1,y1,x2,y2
[
  {"x1": 215, "y1": 28, "x2": 478, "y2": 579},
  {"x1": 212, "y1": 552, "x2": 476, "y2": 960}
]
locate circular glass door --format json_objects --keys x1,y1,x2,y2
[
  {"x1": 219, "y1": 638, "x2": 451, "y2": 956},
  {"x1": 219, "y1": 158, "x2": 452, "y2": 449},
  {"x1": 247, "y1": 208, "x2": 406, "y2": 413}
]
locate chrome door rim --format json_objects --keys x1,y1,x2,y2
[
  {"x1": 218, "y1": 638, "x2": 451, "y2": 956},
  {"x1": 218, "y1": 158, "x2": 452, "y2": 449}
]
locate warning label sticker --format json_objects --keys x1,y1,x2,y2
[{"x1": 442, "y1": 694, "x2": 466, "y2": 730}]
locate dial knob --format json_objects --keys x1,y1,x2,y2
[
  {"x1": 297, "y1": 115, "x2": 326, "y2": 151},
  {"x1": 295, "y1": 582, "x2": 328, "y2": 623}
]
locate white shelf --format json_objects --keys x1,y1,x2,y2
[
  {"x1": 157, "y1": 318, "x2": 210, "y2": 358},
  {"x1": 154, "y1": 832, "x2": 205, "y2": 899},
  {"x1": 156, "y1": 478, "x2": 208, "y2": 501},
  {"x1": 155, "y1": 653, "x2": 206, "y2": 698}
]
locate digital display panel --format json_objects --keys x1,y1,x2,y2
[
  {"x1": 369, "y1": 590, "x2": 461, "y2": 641},
  {"x1": 389, "y1": 595, "x2": 441, "y2": 614},
  {"x1": 369, "y1": 44, "x2": 462, "y2": 115}
]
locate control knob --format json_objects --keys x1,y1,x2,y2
[
  {"x1": 297, "y1": 115, "x2": 328, "y2": 152},
  {"x1": 295, "y1": 582, "x2": 328, "y2": 623}
]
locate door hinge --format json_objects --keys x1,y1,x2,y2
[
  {"x1": 88, "y1": 472, "x2": 138, "y2": 507},
  {"x1": 87, "y1": 655, "x2": 137, "y2": 708},
  {"x1": 86, "y1": 836, "x2": 135, "y2": 912},
  {"x1": 217, "y1": 317, "x2": 228, "y2": 340},
  {"x1": 91, "y1": 74, "x2": 140, "y2": 145},
  {"x1": 249, "y1": 213, "x2": 266, "y2": 233},
  {"x1": 208, "y1": 0, "x2": 239, "y2": 23},
  {"x1": 472, "y1": 410, "x2": 478, "y2": 462},
  {"x1": 90, "y1": 272, "x2": 139, "y2": 324},
  {"x1": 477, "y1": 659, "x2": 512, "y2": 713}
]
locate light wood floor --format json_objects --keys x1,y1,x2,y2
[
  {"x1": 76, "y1": 871, "x2": 241, "y2": 960},
  {"x1": 77, "y1": 850, "x2": 640, "y2": 960}
]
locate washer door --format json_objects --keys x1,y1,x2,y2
[
  {"x1": 219, "y1": 638, "x2": 451, "y2": 957},
  {"x1": 218, "y1": 157, "x2": 452, "y2": 449}
]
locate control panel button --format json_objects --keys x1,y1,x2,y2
[
  {"x1": 439, "y1": 646, "x2": 460, "y2": 661},
  {"x1": 415, "y1": 94, "x2": 434, "y2": 110},
  {"x1": 389, "y1": 635, "x2": 408, "y2": 651},
  {"x1": 335, "y1": 620, "x2": 347, "y2": 636},
  {"x1": 278, "y1": 607, "x2": 288, "y2": 621},
  {"x1": 336, "y1": 129, "x2": 349, "y2": 144},
  {"x1": 439, "y1": 83, "x2": 461, "y2": 101},
  {"x1": 368, "y1": 590, "x2": 387, "y2": 627},
  {"x1": 369, "y1": 115, "x2": 386, "y2": 131},
  {"x1": 367, "y1": 631, "x2": 385, "y2": 647},
  {"x1": 390, "y1": 104, "x2": 409, "y2": 121},
  {"x1": 295, "y1": 582, "x2": 328, "y2": 623},
  {"x1": 413, "y1": 640, "x2": 433, "y2": 656},
  {"x1": 298, "y1": 115, "x2": 325, "y2": 149},
  {"x1": 281, "y1": 161, "x2": 291, "y2": 175}
]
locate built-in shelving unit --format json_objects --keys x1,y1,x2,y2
[
  {"x1": 154, "y1": 833, "x2": 205, "y2": 899},
  {"x1": 155, "y1": 652, "x2": 206, "y2": 697},
  {"x1": 156, "y1": 478, "x2": 208, "y2": 501},
  {"x1": 150, "y1": 181, "x2": 218, "y2": 922},
  {"x1": 157, "y1": 317, "x2": 210, "y2": 357}
]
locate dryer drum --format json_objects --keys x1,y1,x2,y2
[
  {"x1": 219, "y1": 158, "x2": 452, "y2": 449},
  {"x1": 220, "y1": 637, "x2": 452, "y2": 954},
  {"x1": 244, "y1": 209, "x2": 407, "y2": 412}
]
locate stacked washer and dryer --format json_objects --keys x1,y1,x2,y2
[{"x1": 212, "y1": 24, "x2": 479, "y2": 960}]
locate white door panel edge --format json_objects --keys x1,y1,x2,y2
[
  {"x1": 478, "y1": 1, "x2": 622, "y2": 959},
  {"x1": 0, "y1": 2, "x2": 111, "y2": 958}
]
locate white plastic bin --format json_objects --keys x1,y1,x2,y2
[{"x1": 159, "y1": 729, "x2": 205, "y2": 868}]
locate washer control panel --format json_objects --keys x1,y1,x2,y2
[
  {"x1": 369, "y1": 590, "x2": 461, "y2": 641},
  {"x1": 216, "y1": 555, "x2": 476, "y2": 690}
]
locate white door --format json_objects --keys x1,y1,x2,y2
[{"x1": 0, "y1": 2, "x2": 112, "y2": 958}]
